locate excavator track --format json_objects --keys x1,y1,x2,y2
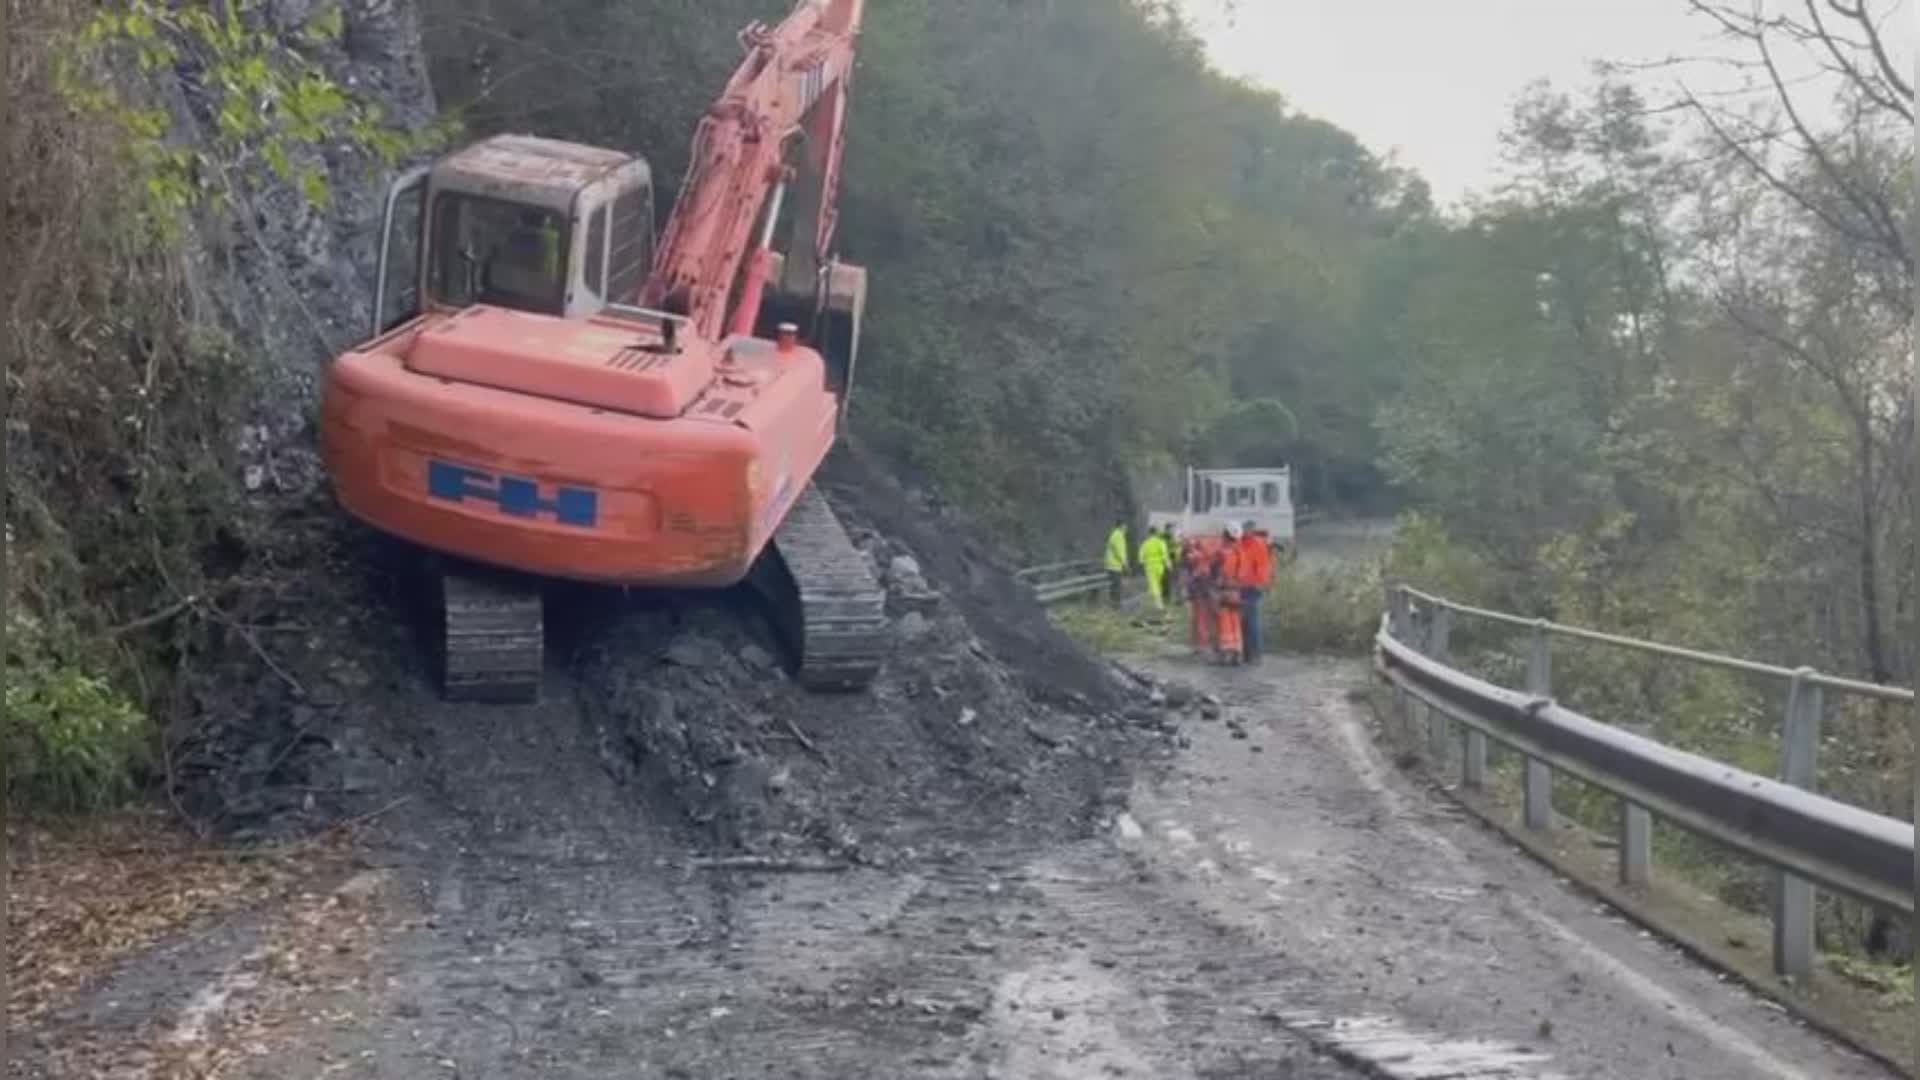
[
  {"x1": 439, "y1": 569, "x2": 545, "y2": 704},
  {"x1": 762, "y1": 483, "x2": 890, "y2": 691}
]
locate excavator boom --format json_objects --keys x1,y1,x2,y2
[{"x1": 644, "y1": 0, "x2": 864, "y2": 341}]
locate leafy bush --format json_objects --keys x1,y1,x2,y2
[
  {"x1": 1381, "y1": 511, "x2": 1503, "y2": 607},
  {"x1": 1262, "y1": 560, "x2": 1382, "y2": 654},
  {"x1": 3, "y1": 610, "x2": 149, "y2": 814}
]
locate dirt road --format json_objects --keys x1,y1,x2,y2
[{"x1": 24, "y1": 647, "x2": 1898, "y2": 1080}]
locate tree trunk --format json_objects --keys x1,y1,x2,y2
[{"x1": 1853, "y1": 419, "x2": 1892, "y2": 683}]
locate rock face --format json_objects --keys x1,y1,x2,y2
[{"x1": 172, "y1": 0, "x2": 440, "y2": 496}]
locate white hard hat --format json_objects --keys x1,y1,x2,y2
[{"x1": 1226, "y1": 522, "x2": 1244, "y2": 540}]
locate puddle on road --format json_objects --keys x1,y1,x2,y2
[{"x1": 1276, "y1": 1012, "x2": 1568, "y2": 1079}]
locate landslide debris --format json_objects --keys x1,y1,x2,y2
[
  {"x1": 574, "y1": 444, "x2": 1170, "y2": 861},
  {"x1": 169, "y1": 445, "x2": 1181, "y2": 864}
]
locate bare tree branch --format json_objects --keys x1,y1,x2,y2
[
  {"x1": 1671, "y1": 0, "x2": 1913, "y2": 289},
  {"x1": 1803, "y1": 0, "x2": 1913, "y2": 123},
  {"x1": 1750, "y1": 28, "x2": 1911, "y2": 273},
  {"x1": 1678, "y1": 84, "x2": 1892, "y2": 253},
  {"x1": 1826, "y1": 0, "x2": 1914, "y2": 101}
]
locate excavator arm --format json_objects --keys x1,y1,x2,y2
[
  {"x1": 641, "y1": 0, "x2": 864, "y2": 345},
  {"x1": 640, "y1": 0, "x2": 883, "y2": 694}
]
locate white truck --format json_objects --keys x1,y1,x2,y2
[{"x1": 1147, "y1": 466, "x2": 1296, "y2": 551}]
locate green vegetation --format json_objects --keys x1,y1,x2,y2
[
  {"x1": 3, "y1": 0, "x2": 417, "y2": 813},
  {"x1": 56, "y1": 2, "x2": 414, "y2": 224},
  {"x1": 1050, "y1": 604, "x2": 1176, "y2": 657},
  {"x1": 3, "y1": 609, "x2": 148, "y2": 813},
  {"x1": 1830, "y1": 956, "x2": 1916, "y2": 1010},
  {"x1": 1261, "y1": 562, "x2": 1382, "y2": 655}
]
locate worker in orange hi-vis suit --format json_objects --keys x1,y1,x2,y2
[
  {"x1": 1185, "y1": 537, "x2": 1215, "y2": 655},
  {"x1": 1235, "y1": 522, "x2": 1275, "y2": 665},
  {"x1": 1213, "y1": 524, "x2": 1246, "y2": 664}
]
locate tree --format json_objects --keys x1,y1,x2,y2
[
  {"x1": 1660, "y1": 1, "x2": 1910, "y2": 308},
  {"x1": 1658, "y1": 0, "x2": 1914, "y2": 683}
]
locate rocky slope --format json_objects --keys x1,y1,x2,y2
[{"x1": 183, "y1": 0, "x2": 440, "y2": 495}]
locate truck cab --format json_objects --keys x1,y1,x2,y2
[
  {"x1": 371, "y1": 134, "x2": 657, "y2": 336},
  {"x1": 1148, "y1": 466, "x2": 1296, "y2": 554}
]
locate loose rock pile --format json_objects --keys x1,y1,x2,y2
[
  {"x1": 575, "y1": 494, "x2": 1181, "y2": 862},
  {"x1": 172, "y1": 447, "x2": 1191, "y2": 861}
]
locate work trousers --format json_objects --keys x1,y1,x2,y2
[
  {"x1": 1145, "y1": 564, "x2": 1167, "y2": 610},
  {"x1": 1107, "y1": 571, "x2": 1124, "y2": 606},
  {"x1": 1240, "y1": 587, "x2": 1264, "y2": 662},
  {"x1": 1216, "y1": 599, "x2": 1243, "y2": 660},
  {"x1": 1191, "y1": 594, "x2": 1216, "y2": 651}
]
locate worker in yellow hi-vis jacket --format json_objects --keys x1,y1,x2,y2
[
  {"x1": 1103, "y1": 519, "x2": 1129, "y2": 606},
  {"x1": 1138, "y1": 526, "x2": 1171, "y2": 613}
]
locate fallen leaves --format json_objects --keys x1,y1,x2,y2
[
  {"x1": 8, "y1": 812, "x2": 311, "y2": 1027},
  {"x1": 138, "y1": 870, "x2": 387, "y2": 1080},
  {"x1": 8, "y1": 809, "x2": 380, "y2": 1077}
]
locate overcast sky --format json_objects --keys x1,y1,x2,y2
[{"x1": 1182, "y1": 0, "x2": 1913, "y2": 211}]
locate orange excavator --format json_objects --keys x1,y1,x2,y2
[{"x1": 320, "y1": 0, "x2": 887, "y2": 702}]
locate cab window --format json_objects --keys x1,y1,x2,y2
[
  {"x1": 607, "y1": 184, "x2": 654, "y2": 303},
  {"x1": 428, "y1": 192, "x2": 568, "y2": 315},
  {"x1": 583, "y1": 205, "x2": 608, "y2": 299}
]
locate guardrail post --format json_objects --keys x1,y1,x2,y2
[
  {"x1": 1387, "y1": 585, "x2": 1412, "y2": 742},
  {"x1": 1620, "y1": 795, "x2": 1652, "y2": 889},
  {"x1": 1406, "y1": 600, "x2": 1431, "y2": 749},
  {"x1": 1387, "y1": 583, "x2": 1410, "y2": 639},
  {"x1": 1611, "y1": 720, "x2": 1654, "y2": 888},
  {"x1": 1772, "y1": 670, "x2": 1824, "y2": 979},
  {"x1": 1523, "y1": 620, "x2": 1553, "y2": 831},
  {"x1": 1427, "y1": 606, "x2": 1453, "y2": 767}
]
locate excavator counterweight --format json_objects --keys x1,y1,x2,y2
[{"x1": 320, "y1": 0, "x2": 887, "y2": 701}]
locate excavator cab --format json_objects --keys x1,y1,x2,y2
[{"x1": 372, "y1": 134, "x2": 656, "y2": 337}]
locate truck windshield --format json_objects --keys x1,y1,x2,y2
[{"x1": 428, "y1": 193, "x2": 568, "y2": 315}]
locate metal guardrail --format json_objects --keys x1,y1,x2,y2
[
  {"x1": 1015, "y1": 559, "x2": 1110, "y2": 605},
  {"x1": 1375, "y1": 584, "x2": 1915, "y2": 982}
]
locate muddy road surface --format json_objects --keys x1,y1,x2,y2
[{"x1": 24, "y1": 648, "x2": 1896, "y2": 1079}]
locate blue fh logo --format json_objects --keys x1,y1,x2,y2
[{"x1": 427, "y1": 460, "x2": 598, "y2": 528}]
